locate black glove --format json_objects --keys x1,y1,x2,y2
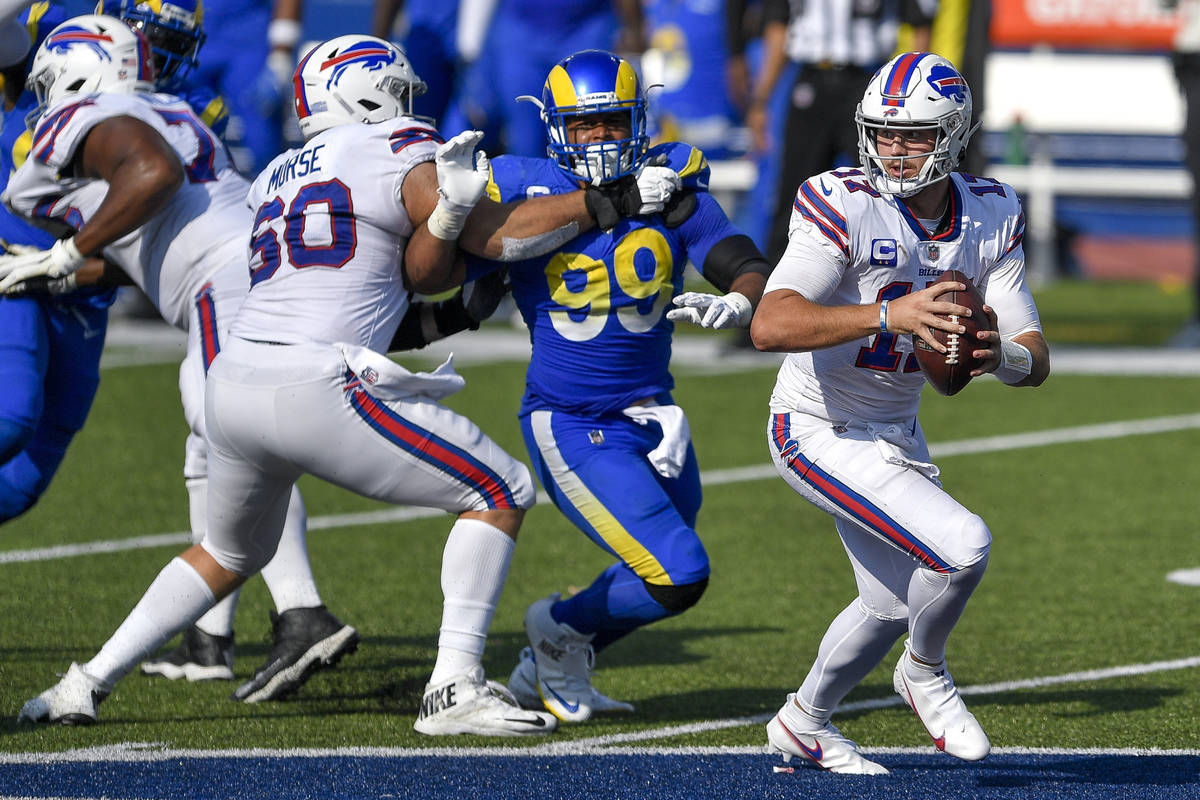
[{"x1": 584, "y1": 174, "x2": 644, "y2": 230}]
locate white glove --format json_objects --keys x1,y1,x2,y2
[
  {"x1": 0, "y1": 237, "x2": 85, "y2": 294},
  {"x1": 633, "y1": 164, "x2": 681, "y2": 215},
  {"x1": 427, "y1": 130, "x2": 490, "y2": 241},
  {"x1": 666, "y1": 291, "x2": 753, "y2": 329}
]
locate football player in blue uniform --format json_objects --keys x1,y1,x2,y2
[
  {"x1": 97, "y1": 0, "x2": 228, "y2": 137},
  {"x1": 455, "y1": 50, "x2": 770, "y2": 722},
  {"x1": 0, "y1": 2, "x2": 115, "y2": 524}
]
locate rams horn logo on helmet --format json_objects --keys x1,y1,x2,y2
[
  {"x1": 321, "y1": 41, "x2": 396, "y2": 89},
  {"x1": 927, "y1": 64, "x2": 965, "y2": 103},
  {"x1": 46, "y1": 25, "x2": 114, "y2": 61}
]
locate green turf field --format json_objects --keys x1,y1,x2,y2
[{"x1": 2, "y1": 284, "x2": 1199, "y2": 753}]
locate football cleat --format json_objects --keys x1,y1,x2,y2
[
  {"x1": 140, "y1": 625, "x2": 235, "y2": 681},
  {"x1": 413, "y1": 664, "x2": 557, "y2": 736},
  {"x1": 17, "y1": 663, "x2": 111, "y2": 726},
  {"x1": 519, "y1": 594, "x2": 634, "y2": 722},
  {"x1": 893, "y1": 640, "x2": 991, "y2": 761},
  {"x1": 508, "y1": 645, "x2": 633, "y2": 717},
  {"x1": 766, "y1": 699, "x2": 889, "y2": 775},
  {"x1": 231, "y1": 605, "x2": 359, "y2": 703}
]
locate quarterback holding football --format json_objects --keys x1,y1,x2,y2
[{"x1": 751, "y1": 51, "x2": 1050, "y2": 773}]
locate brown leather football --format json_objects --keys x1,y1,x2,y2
[{"x1": 911, "y1": 269, "x2": 987, "y2": 396}]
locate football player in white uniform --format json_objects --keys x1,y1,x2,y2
[
  {"x1": 751, "y1": 52, "x2": 1050, "y2": 773},
  {"x1": 0, "y1": 15, "x2": 362, "y2": 703},
  {"x1": 14, "y1": 33, "x2": 678, "y2": 735}
]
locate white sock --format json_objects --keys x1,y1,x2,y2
[
  {"x1": 84, "y1": 557, "x2": 216, "y2": 686},
  {"x1": 260, "y1": 485, "x2": 322, "y2": 612},
  {"x1": 429, "y1": 518, "x2": 514, "y2": 685}
]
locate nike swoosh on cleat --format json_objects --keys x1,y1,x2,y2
[
  {"x1": 540, "y1": 682, "x2": 580, "y2": 714},
  {"x1": 796, "y1": 738, "x2": 823, "y2": 762},
  {"x1": 506, "y1": 716, "x2": 547, "y2": 727}
]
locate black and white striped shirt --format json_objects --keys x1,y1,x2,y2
[{"x1": 778, "y1": 0, "x2": 938, "y2": 68}]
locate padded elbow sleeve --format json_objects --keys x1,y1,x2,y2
[{"x1": 700, "y1": 235, "x2": 771, "y2": 294}]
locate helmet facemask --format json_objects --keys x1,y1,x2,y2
[
  {"x1": 524, "y1": 50, "x2": 649, "y2": 185},
  {"x1": 855, "y1": 52, "x2": 979, "y2": 198},
  {"x1": 109, "y1": 1, "x2": 205, "y2": 87},
  {"x1": 546, "y1": 104, "x2": 647, "y2": 185}
]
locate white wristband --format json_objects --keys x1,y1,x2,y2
[
  {"x1": 994, "y1": 338, "x2": 1033, "y2": 384},
  {"x1": 267, "y1": 18, "x2": 301, "y2": 50},
  {"x1": 425, "y1": 198, "x2": 472, "y2": 241}
]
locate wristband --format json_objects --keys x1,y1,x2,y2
[
  {"x1": 425, "y1": 198, "x2": 473, "y2": 241},
  {"x1": 879, "y1": 299, "x2": 890, "y2": 334},
  {"x1": 994, "y1": 338, "x2": 1033, "y2": 384},
  {"x1": 267, "y1": 18, "x2": 301, "y2": 50}
]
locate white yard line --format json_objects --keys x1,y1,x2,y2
[{"x1": 5, "y1": 414, "x2": 1200, "y2": 565}]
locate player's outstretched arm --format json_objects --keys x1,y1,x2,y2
[{"x1": 667, "y1": 233, "x2": 770, "y2": 330}]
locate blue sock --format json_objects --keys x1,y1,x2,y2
[{"x1": 552, "y1": 562, "x2": 671, "y2": 653}]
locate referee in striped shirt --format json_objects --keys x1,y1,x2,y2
[{"x1": 747, "y1": 0, "x2": 938, "y2": 265}]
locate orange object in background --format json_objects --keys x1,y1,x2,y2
[{"x1": 991, "y1": 0, "x2": 1182, "y2": 50}]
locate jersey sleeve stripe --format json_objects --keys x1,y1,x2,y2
[
  {"x1": 388, "y1": 126, "x2": 444, "y2": 154},
  {"x1": 1001, "y1": 210, "x2": 1026, "y2": 257},
  {"x1": 793, "y1": 198, "x2": 849, "y2": 258},
  {"x1": 799, "y1": 180, "x2": 848, "y2": 235},
  {"x1": 32, "y1": 101, "x2": 89, "y2": 164}
]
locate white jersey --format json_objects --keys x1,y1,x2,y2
[
  {"x1": 766, "y1": 168, "x2": 1042, "y2": 423},
  {"x1": 233, "y1": 117, "x2": 440, "y2": 352},
  {"x1": 2, "y1": 91, "x2": 248, "y2": 330}
]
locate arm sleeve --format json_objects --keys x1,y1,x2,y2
[
  {"x1": 984, "y1": 249, "x2": 1042, "y2": 340},
  {"x1": 763, "y1": 215, "x2": 848, "y2": 303}
]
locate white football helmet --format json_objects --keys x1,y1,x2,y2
[
  {"x1": 292, "y1": 35, "x2": 427, "y2": 139},
  {"x1": 26, "y1": 15, "x2": 155, "y2": 118},
  {"x1": 855, "y1": 52, "x2": 979, "y2": 197}
]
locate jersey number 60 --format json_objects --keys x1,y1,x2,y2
[{"x1": 249, "y1": 179, "x2": 358, "y2": 287}]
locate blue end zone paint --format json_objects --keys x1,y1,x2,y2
[{"x1": 2, "y1": 753, "x2": 1198, "y2": 799}]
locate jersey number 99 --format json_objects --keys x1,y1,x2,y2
[{"x1": 544, "y1": 228, "x2": 674, "y2": 342}]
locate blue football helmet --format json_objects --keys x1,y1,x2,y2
[
  {"x1": 526, "y1": 49, "x2": 648, "y2": 184},
  {"x1": 97, "y1": 0, "x2": 204, "y2": 87}
]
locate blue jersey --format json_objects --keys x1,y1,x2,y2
[{"x1": 473, "y1": 143, "x2": 741, "y2": 417}]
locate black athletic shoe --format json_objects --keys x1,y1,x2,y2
[
  {"x1": 140, "y1": 625, "x2": 235, "y2": 681},
  {"x1": 231, "y1": 605, "x2": 359, "y2": 703}
]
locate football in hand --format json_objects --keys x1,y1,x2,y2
[{"x1": 911, "y1": 270, "x2": 988, "y2": 396}]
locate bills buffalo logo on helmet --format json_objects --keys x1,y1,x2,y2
[
  {"x1": 926, "y1": 64, "x2": 966, "y2": 104},
  {"x1": 321, "y1": 41, "x2": 396, "y2": 89},
  {"x1": 46, "y1": 26, "x2": 114, "y2": 60}
]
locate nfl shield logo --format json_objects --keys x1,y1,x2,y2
[{"x1": 926, "y1": 244, "x2": 940, "y2": 261}]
